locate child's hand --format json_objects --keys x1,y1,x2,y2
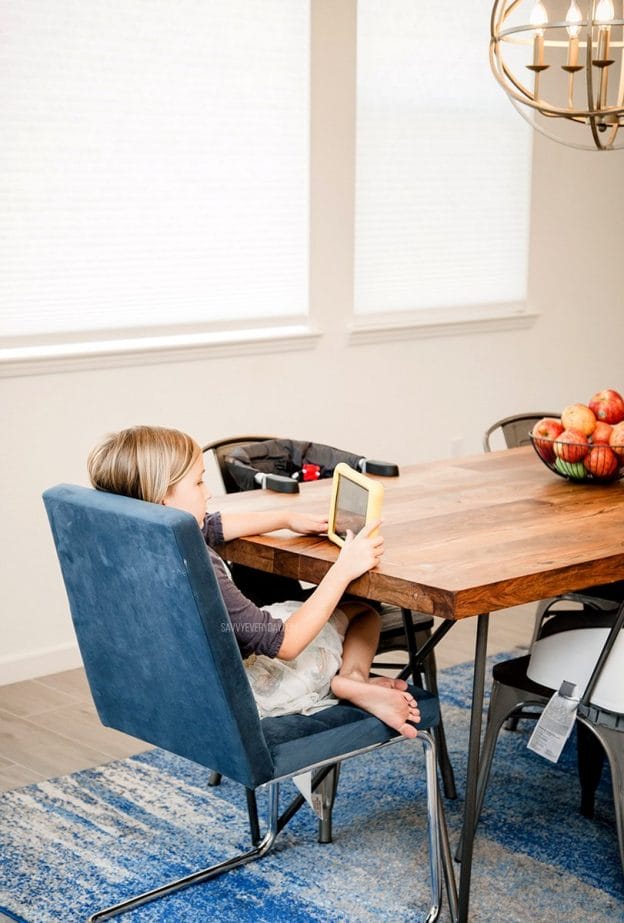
[
  {"x1": 335, "y1": 520, "x2": 384, "y2": 582},
  {"x1": 286, "y1": 511, "x2": 329, "y2": 535}
]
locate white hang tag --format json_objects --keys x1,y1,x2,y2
[
  {"x1": 527, "y1": 680, "x2": 579, "y2": 763},
  {"x1": 292, "y1": 771, "x2": 313, "y2": 804},
  {"x1": 292, "y1": 771, "x2": 325, "y2": 818}
]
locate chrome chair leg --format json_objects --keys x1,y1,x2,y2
[
  {"x1": 438, "y1": 798, "x2": 458, "y2": 923},
  {"x1": 419, "y1": 643, "x2": 457, "y2": 801},
  {"x1": 421, "y1": 730, "x2": 446, "y2": 923},
  {"x1": 86, "y1": 784, "x2": 281, "y2": 922},
  {"x1": 317, "y1": 763, "x2": 341, "y2": 844}
]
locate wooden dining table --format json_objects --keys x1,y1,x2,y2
[{"x1": 213, "y1": 445, "x2": 624, "y2": 922}]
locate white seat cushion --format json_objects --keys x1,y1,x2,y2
[{"x1": 527, "y1": 628, "x2": 624, "y2": 712}]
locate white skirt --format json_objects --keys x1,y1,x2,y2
[{"x1": 245, "y1": 602, "x2": 348, "y2": 718}]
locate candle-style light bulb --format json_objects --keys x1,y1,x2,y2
[
  {"x1": 566, "y1": 0, "x2": 582, "y2": 37},
  {"x1": 530, "y1": 0, "x2": 548, "y2": 34},
  {"x1": 595, "y1": 0, "x2": 615, "y2": 24}
]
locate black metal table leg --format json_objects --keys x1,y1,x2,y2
[{"x1": 457, "y1": 612, "x2": 489, "y2": 923}]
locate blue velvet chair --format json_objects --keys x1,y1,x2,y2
[{"x1": 43, "y1": 484, "x2": 456, "y2": 923}]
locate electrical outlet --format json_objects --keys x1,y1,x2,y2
[{"x1": 450, "y1": 437, "x2": 463, "y2": 458}]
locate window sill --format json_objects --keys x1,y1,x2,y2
[
  {"x1": 348, "y1": 303, "x2": 538, "y2": 345},
  {"x1": 0, "y1": 324, "x2": 322, "y2": 378}
]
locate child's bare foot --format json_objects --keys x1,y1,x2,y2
[
  {"x1": 331, "y1": 675, "x2": 420, "y2": 738},
  {"x1": 369, "y1": 676, "x2": 409, "y2": 691}
]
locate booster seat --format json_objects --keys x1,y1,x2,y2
[{"x1": 216, "y1": 436, "x2": 399, "y2": 494}]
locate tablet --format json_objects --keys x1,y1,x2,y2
[{"x1": 327, "y1": 463, "x2": 384, "y2": 547}]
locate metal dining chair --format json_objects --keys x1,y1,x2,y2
[
  {"x1": 482, "y1": 408, "x2": 624, "y2": 826},
  {"x1": 43, "y1": 483, "x2": 456, "y2": 923},
  {"x1": 472, "y1": 598, "x2": 624, "y2": 876},
  {"x1": 482, "y1": 411, "x2": 560, "y2": 453}
]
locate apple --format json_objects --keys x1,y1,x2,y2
[
  {"x1": 591, "y1": 421, "x2": 613, "y2": 445},
  {"x1": 555, "y1": 457, "x2": 587, "y2": 480},
  {"x1": 588, "y1": 388, "x2": 624, "y2": 425},
  {"x1": 560, "y1": 403, "x2": 596, "y2": 436},
  {"x1": 553, "y1": 428, "x2": 589, "y2": 463},
  {"x1": 531, "y1": 417, "x2": 564, "y2": 461},
  {"x1": 609, "y1": 422, "x2": 624, "y2": 458},
  {"x1": 584, "y1": 444, "x2": 620, "y2": 479}
]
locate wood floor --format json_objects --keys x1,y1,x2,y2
[{"x1": 0, "y1": 604, "x2": 536, "y2": 794}]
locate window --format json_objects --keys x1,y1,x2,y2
[
  {"x1": 354, "y1": 0, "x2": 533, "y2": 325},
  {"x1": 1, "y1": 0, "x2": 310, "y2": 349}
]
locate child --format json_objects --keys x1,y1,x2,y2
[{"x1": 87, "y1": 425, "x2": 420, "y2": 738}]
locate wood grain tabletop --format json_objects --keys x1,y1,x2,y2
[{"x1": 213, "y1": 446, "x2": 624, "y2": 620}]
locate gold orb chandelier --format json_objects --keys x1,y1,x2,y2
[{"x1": 491, "y1": 1, "x2": 624, "y2": 150}]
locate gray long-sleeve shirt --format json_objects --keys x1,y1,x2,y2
[{"x1": 202, "y1": 512, "x2": 285, "y2": 659}]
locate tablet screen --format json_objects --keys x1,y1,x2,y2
[
  {"x1": 328, "y1": 463, "x2": 384, "y2": 548},
  {"x1": 334, "y1": 475, "x2": 369, "y2": 540}
]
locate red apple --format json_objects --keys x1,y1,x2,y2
[
  {"x1": 609, "y1": 422, "x2": 624, "y2": 458},
  {"x1": 531, "y1": 417, "x2": 564, "y2": 461},
  {"x1": 584, "y1": 444, "x2": 620, "y2": 479},
  {"x1": 588, "y1": 388, "x2": 624, "y2": 425},
  {"x1": 553, "y1": 428, "x2": 589, "y2": 463},
  {"x1": 591, "y1": 421, "x2": 613, "y2": 445},
  {"x1": 561, "y1": 403, "x2": 596, "y2": 436}
]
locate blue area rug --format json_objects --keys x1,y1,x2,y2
[{"x1": 1, "y1": 655, "x2": 623, "y2": 922}]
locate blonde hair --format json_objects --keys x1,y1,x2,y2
[{"x1": 87, "y1": 426, "x2": 201, "y2": 504}]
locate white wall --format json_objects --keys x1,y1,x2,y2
[{"x1": 2, "y1": 1, "x2": 623, "y2": 684}]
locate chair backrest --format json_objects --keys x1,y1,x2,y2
[
  {"x1": 528, "y1": 605, "x2": 624, "y2": 713},
  {"x1": 203, "y1": 435, "x2": 274, "y2": 493},
  {"x1": 42, "y1": 484, "x2": 275, "y2": 789},
  {"x1": 483, "y1": 412, "x2": 560, "y2": 452}
]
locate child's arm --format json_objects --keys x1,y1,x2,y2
[
  {"x1": 220, "y1": 509, "x2": 328, "y2": 542},
  {"x1": 276, "y1": 521, "x2": 383, "y2": 660}
]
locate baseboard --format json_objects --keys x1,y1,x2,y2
[{"x1": 0, "y1": 642, "x2": 84, "y2": 686}]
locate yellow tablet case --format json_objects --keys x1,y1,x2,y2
[{"x1": 327, "y1": 463, "x2": 384, "y2": 548}]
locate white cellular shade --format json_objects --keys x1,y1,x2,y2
[
  {"x1": 355, "y1": 0, "x2": 532, "y2": 316},
  {"x1": 1, "y1": 0, "x2": 309, "y2": 344}
]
